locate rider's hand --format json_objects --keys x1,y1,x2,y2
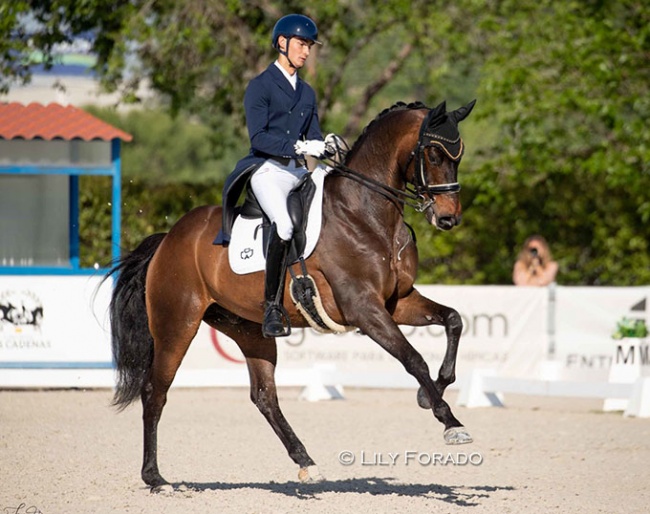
[
  {"x1": 324, "y1": 133, "x2": 348, "y2": 161},
  {"x1": 294, "y1": 139, "x2": 327, "y2": 158},
  {"x1": 324, "y1": 133, "x2": 339, "y2": 157}
]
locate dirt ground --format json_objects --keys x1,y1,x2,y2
[{"x1": 1, "y1": 386, "x2": 649, "y2": 514}]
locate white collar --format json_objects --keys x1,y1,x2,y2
[{"x1": 274, "y1": 60, "x2": 297, "y2": 90}]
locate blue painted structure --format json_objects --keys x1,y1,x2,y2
[{"x1": 0, "y1": 139, "x2": 123, "y2": 276}]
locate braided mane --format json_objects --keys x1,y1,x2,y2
[{"x1": 345, "y1": 101, "x2": 428, "y2": 163}]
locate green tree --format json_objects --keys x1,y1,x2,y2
[
  {"x1": 0, "y1": 0, "x2": 137, "y2": 92},
  {"x1": 84, "y1": 106, "x2": 243, "y2": 183},
  {"x1": 474, "y1": 0, "x2": 650, "y2": 285},
  {"x1": 5, "y1": 0, "x2": 650, "y2": 285},
  {"x1": 1, "y1": 1, "x2": 477, "y2": 137},
  {"x1": 79, "y1": 175, "x2": 222, "y2": 267},
  {"x1": 411, "y1": 0, "x2": 650, "y2": 285}
]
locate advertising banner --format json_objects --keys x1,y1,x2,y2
[
  {"x1": 181, "y1": 285, "x2": 549, "y2": 385},
  {"x1": 553, "y1": 286, "x2": 649, "y2": 380},
  {"x1": 7, "y1": 279, "x2": 646, "y2": 391},
  {"x1": 0, "y1": 275, "x2": 112, "y2": 366}
]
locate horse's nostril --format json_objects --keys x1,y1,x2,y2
[{"x1": 437, "y1": 217, "x2": 456, "y2": 230}]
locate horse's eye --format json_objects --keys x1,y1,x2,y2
[{"x1": 427, "y1": 148, "x2": 443, "y2": 166}]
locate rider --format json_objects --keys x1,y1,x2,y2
[{"x1": 231, "y1": 14, "x2": 334, "y2": 338}]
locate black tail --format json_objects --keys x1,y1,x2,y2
[{"x1": 104, "y1": 233, "x2": 166, "y2": 410}]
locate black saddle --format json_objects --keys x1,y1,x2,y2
[{"x1": 215, "y1": 170, "x2": 317, "y2": 263}]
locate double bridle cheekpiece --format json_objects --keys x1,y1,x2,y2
[
  {"x1": 411, "y1": 106, "x2": 464, "y2": 197},
  {"x1": 327, "y1": 104, "x2": 464, "y2": 213}
]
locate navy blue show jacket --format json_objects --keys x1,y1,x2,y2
[
  {"x1": 215, "y1": 63, "x2": 323, "y2": 245},
  {"x1": 235, "y1": 62, "x2": 323, "y2": 174}
]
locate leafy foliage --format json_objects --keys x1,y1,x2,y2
[
  {"x1": 84, "y1": 106, "x2": 243, "y2": 183},
  {"x1": 79, "y1": 175, "x2": 221, "y2": 267},
  {"x1": 612, "y1": 317, "x2": 648, "y2": 340},
  {"x1": 3, "y1": 0, "x2": 650, "y2": 285},
  {"x1": 410, "y1": 0, "x2": 650, "y2": 285}
]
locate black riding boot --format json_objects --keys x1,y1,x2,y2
[{"x1": 262, "y1": 225, "x2": 291, "y2": 338}]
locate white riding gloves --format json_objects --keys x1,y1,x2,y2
[
  {"x1": 294, "y1": 139, "x2": 327, "y2": 158},
  {"x1": 324, "y1": 133, "x2": 346, "y2": 160},
  {"x1": 294, "y1": 135, "x2": 341, "y2": 159},
  {"x1": 324, "y1": 133, "x2": 339, "y2": 148}
]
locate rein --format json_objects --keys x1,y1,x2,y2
[
  {"x1": 324, "y1": 110, "x2": 462, "y2": 213},
  {"x1": 326, "y1": 158, "x2": 433, "y2": 212}
]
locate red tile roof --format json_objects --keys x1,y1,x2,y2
[{"x1": 0, "y1": 102, "x2": 132, "y2": 142}]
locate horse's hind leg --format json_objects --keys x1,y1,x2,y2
[
  {"x1": 206, "y1": 309, "x2": 321, "y2": 482},
  {"x1": 246, "y1": 347, "x2": 323, "y2": 483},
  {"x1": 392, "y1": 288, "x2": 462, "y2": 407},
  {"x1": 140, "y1": 346, "x2": 194, "y2": 489},
  {"x1": 141, "y1": 289, "x2": 205, "y2": 489}
]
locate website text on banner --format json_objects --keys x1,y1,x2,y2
[
  {"x1": 2, "y1": 279, "x2": 647, "y2": 389},
  {"x1": 181, "y1": 286, "x2": 548, "y2": 386}
]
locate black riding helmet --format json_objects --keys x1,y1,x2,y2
[{"x1": 272, "y1": 14, "x2": 322, "y2": 52}]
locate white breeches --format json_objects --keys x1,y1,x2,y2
[{"x1": 250, "y1": 159, "x2": 309, "y2": 241}]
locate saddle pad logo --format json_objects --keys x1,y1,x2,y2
[{"x1": 241, "y1": 248, "x2": 254, "y2": 260}]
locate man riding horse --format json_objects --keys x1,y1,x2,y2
[{"x1": 216, "y1": 14, "x2": 337, "y2": 339}]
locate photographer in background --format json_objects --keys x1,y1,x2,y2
[{"x1": 513, "y1": 235, "x2": 558, "y2": 286}]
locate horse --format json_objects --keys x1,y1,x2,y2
[{"x1": 107, "y1": 99, "x2": 476, "y2": 490}]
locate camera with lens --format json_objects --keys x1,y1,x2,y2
[{"x1": 529, "y1": 247, "x2": 539, "y2": 258}]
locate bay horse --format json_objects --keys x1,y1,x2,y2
[{"x1": 107, "y1": 99, "x2": 476, "y2": 490}]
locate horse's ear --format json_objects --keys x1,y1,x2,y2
[
  {"x1": 450, "y1": 99, "x2": 477, "y2": 123},
  {"x1": 431, "y1": 101, "x2": 447, "y2": 118}
]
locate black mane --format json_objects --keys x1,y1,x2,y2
[{"x1": 345, "y1": 101, "x2": 428, "y2": 164}]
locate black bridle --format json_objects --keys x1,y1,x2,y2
[
  {"x1": 325, "y1": 110, "x2": 463, "y2": 213},
  {"x1": 410, "y1": 109, "x2": 463, "y2": 197}
]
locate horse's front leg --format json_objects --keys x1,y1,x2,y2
[
  {"x1": 347, "y1": 299, "x2": 471, "y2": 445},
  {"x1": 392, "y1": 287, "x2": 462, "y2": 404},
  {"x1": 212, "y1": 316, "x2": 322, "y2": 482}
]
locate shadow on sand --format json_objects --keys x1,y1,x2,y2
[{"x1": 163, "y1": 478, "x2": 514, "y2": 507}]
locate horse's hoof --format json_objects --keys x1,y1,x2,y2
[
  {"x1": 298, "y1": 465, "x2": 325, "y2": 483},
  {"x1": 151, "y1": 483, "x2": 175, "y2": 495},
  {"x1": 417, "y1": 387, "x2": 432, "y2": 409},
  {"x1": 444, "y1": 426, "x2": 473, "y2": 445}
]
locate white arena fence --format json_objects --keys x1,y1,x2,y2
[{"x1": 0, "y1": 277, "x2": 648, "y2": 416}]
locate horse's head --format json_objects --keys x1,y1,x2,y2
[{"x1": 407, "y1": 100, "x2": 476, "y2": 231}]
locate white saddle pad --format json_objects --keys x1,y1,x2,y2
[{"x1": 228, "y1": 165, "x2": 329, "y2": 275}]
